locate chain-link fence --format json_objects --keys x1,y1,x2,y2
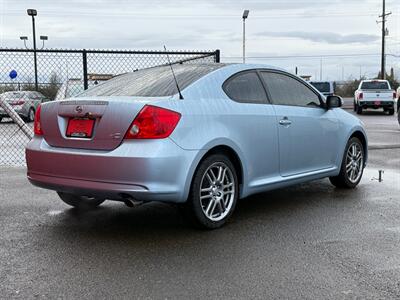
[{"x1": 0, "y1": 48, "x2": 220, "y2": 166}]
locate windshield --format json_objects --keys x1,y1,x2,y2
[
  {"x1": 361, "y1": 81, "x2": 389, "y2": 90},
  {"x1": 310, "y1": 82, "x2": 331, "y2": 93},
  {"x1": 79, "y1": 64, "x2": 225, "y2": 97}
]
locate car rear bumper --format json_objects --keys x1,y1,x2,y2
[
  {"x1": 359, "y1": 101, "x2": 394, "y2": 109},
  {"x1": 26, "y1": 137, "x2": 202, "y2": 203}
]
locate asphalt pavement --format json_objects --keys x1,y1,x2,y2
[{"x1": 0, "y1": 107, "x2": 399, "y2": 299}]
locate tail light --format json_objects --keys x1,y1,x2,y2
[
  {"x1": 393, "y1": 92, "x2": 396, "y2": 99},
  {"x1": 34, "y1": 104, "x2": 43, "y2": 135},
  {"x1": 125, "y1": 105, "x2": 181, "y2": 139},
  {"x1": 358, "y1": 92, "x2": 363, "y2": 100},
  {"x1": 11, "y1": 100, "x2": 25, "y2": 105}
]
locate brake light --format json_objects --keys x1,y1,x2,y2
[
  {"x1": 358, "y1": 92, "x2": 363, "y2": 100},
  {"x1": 11, "y1": 100, "x2": 25, "y2": 105},
  {"x1": 393, "y1": 92, "x2": 396, "y2": 99},
  {"x1": 125, "y1": 105, "x2": 181, "y2": 139},
  {"x1": 34, "y1": 104, "x2": 43, "y2": 135}
]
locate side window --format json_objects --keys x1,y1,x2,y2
[
  {"x1": 261, "y1": 72, "x2": 321, "y2": 107},
  {"x1": 223, "y1": 71, "x2": 267, "y2": 104}
]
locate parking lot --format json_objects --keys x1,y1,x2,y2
[{"x1": 0, "y1": 106, "x2": 399, "y2": 298}]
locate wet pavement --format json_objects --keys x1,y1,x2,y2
[{"x1": 0, "y1": 110, "x2": 399, "y2": 299}]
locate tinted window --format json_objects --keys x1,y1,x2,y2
[
  {"x1": 261, "y1": 72, "x2": 321, "y2": 107},
  {"x1": 361, "y1": 81, "x2": 389, "y2": 90},
  {"x1": 223, "y1": 71, "x2": 267, "y2": 103},
  {"x1": 79, "y1": 64, "x2": 225, "y2": 97}
]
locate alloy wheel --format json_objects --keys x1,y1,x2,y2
[
  {"x1": 199, "y1": 162, "x2": 235, "y2": 222},
  {"x1": 345, "y1": 142, "x2": 364, "y2": 183}
]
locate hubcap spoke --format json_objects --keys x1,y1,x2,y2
[
  {"x1": 345, "y1": 142, "x2": 363, "y2": 184},
  {"x1": 200, "y1": 162, "x2": 235, "y2": 222}
]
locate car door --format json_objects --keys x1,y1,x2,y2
[
  {"x1": 222, "y1": 70, "x2": 280, "y2": 188},
  {"x1": 260, "y1": 71, "x2": 340, "y2": 177}
]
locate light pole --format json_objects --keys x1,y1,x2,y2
[
  {"x1": 27, "y1": 9, "x2": 38, "y2": 91},
  {"x1": 242, "y1": 10, "x2": 249, "y2": 64}
]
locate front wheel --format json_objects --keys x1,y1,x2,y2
[
  {"x1": 57, "y1": 192, "x2": 105, "y2": 209},
  {"x1": 329, "y1": 137, "x2": 364, "y2": 188},
  {"x1": 184, "y1": 154, "x2": 238, "y2": 229}
]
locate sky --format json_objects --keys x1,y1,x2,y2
[{"x1": 0, "y1": 0, "x2": 399, "y2": 81}]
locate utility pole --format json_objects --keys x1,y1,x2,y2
[
  {"x1": 378, "y1": 0, "x2": 391, "y2": 79},
  {"x1": 242, "y1": 10, "x2": 249, "y2": 64}
]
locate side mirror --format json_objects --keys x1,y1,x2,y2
[{"x1": 326, "y1": 95, "x2": 342, "y2": 109}]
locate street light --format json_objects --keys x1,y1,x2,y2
[
  {"x1": 242, "y1": 10, "x2": 249, "y2": 64},
  {"x1": 20, "y1": 36, "x2": 28, "y2": 49},
  {"x1": 40, "y1": 36, "x2": 48, "y2": 49},
  {"x1": 27, "y1": 8, "x2": 38, "y2": 91}
]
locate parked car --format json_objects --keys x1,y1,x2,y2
[
  {"x1": 309, "y1": 81, "x2": 335, "y2": 97},
  {"x1": 0, "y1": 91, "x2": 49, "y2": 123},
  {"x1": 26, "y1": 64, "x2": 367, "y2": 229},
  {"x1": 354, "y1": 79, "x2": 396, "y2": 115}
]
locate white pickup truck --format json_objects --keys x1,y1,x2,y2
[{"x1": 354, "y1": 79, "x2": 396, "y2": 115}]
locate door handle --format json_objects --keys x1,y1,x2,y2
[{"x1": 279, "y1": 117, "x2": 292, "y2": 126}]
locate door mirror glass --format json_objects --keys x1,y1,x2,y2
[{"x1": 326, "y1": 95, "x2": 342, "y2": 109}]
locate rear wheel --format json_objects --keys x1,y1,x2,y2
[
  {"x1": 353, "y1": 101, "x2": 357, "y2": 112},
  {"x1": 0, "y1": 117, "x2": 2, "y2": 123},
  {"x1": 57, "y1": 192, "x2": 105, "y2": 209},
  {"x1": 329, "y1": 137, "x2": 364, "y2": 188},
  {"x1": 398, "y1": 109, "x2": 400, "y2": 125},
  {"x1": 387, "y1": 108, "x2": 394, "y2": 115},
  {"x1": 356, "y1": 104, "x2": 363, "y2": 115},
  {"x1": 184, "y1": 154, "x2": 238, "y2": 229}
]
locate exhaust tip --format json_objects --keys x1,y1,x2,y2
[{"x1": 120, "y1": 193, "x2": 143, "y2": 208}]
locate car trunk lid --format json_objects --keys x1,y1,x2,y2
[{"x1": 40, "y1": 97, "x2": 155, "y2": 150}]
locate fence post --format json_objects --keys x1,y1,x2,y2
[
  {"x1": 82, "y1": 49, "x2": 88, "y2": 90},
  {"x1": 0, "y1": 100, "x2": 33, "y2": 139},
  {"x1": 215, "y1": 49, "x2": 220, "y2": 63}
]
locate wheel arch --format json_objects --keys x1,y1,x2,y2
[
  {"x1": 349, "y1": 130, "x2": 368, "y2": 167},
  {"x1": 183, "y1": 142, "x2": 247, "y2": 202}
]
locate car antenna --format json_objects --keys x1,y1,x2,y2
[{"x1": 164, "y1": 45, "x2": 184, "y2": 100}]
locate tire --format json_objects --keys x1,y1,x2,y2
[
  {"x1": 183, "y1": 154, "x2": 239, "y2": 229},
  {"x1": 353, "y1": 101, "x2": 357, "y2": 112},
  {"x1": 26, "y1": 108, "x2": 35, "y2": 123},
  {"x1": 329, "y1": 137, "x2": 364, "y2": 189},
  {"x1": 356, "y1": 105, "x2": 363, "y2": 115},
  {"x1": 398, "y1": 109, "x2": 400, "y2": 125},
  {"x1": 387, "y1": 108, "x2": 394, "y2": 115},
  {"x1": 57, "y1": 192, "x2": 105, "y2": 209},
  {"x1": 0, "y1": 117, "x2": 2, "y2": 123}
]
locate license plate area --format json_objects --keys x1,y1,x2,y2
[
  {"x1": 374, "y1": 101, "x2": 381, "y2": 105},
  {"x1": 66, "y1": 118, "x2": 95, "y2": 138}
]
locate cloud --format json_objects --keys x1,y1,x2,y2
[{"x1": 255, "y1": 31, "x2": 380, "y2": 44}]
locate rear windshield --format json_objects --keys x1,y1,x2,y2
[
  {"x1": 79, "y1": 64, "x2": 225, "y2": 97},
  {"x1": 310, "y1": 82, "x2": 331, "y2": 93},
  {"x1": 2, "y1": 92, "x2": 25, "y2": 99},
  {"x1": 361, "y1": 81, "x2": 389, "y2": 90}
]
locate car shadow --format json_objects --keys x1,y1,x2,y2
[{"x1": 39, "y1": 178, "x2": 363, "y2": 244}]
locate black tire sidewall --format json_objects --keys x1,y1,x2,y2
[
  {"x1": 57, "y1": 192, "x2": 105, "y2": 209},
  {"x1": 186, "y1": 154, "x2": 239, "y2": 229}
]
